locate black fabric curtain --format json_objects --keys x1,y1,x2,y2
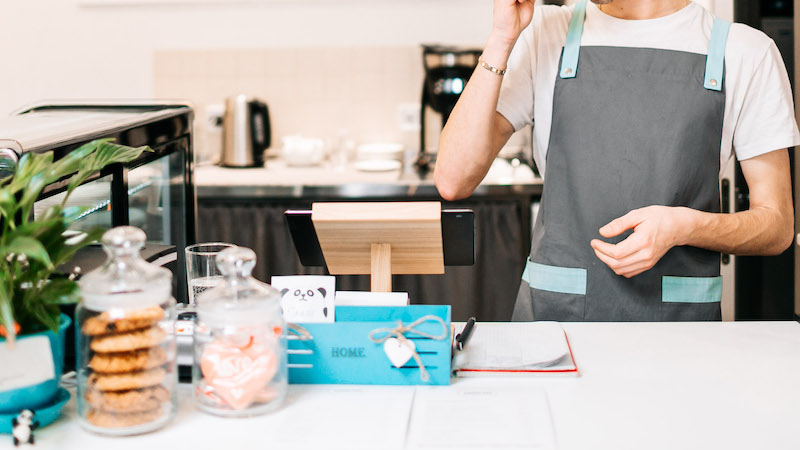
[{"x1": 197, "y1": 201, "x2": 526, "y2": 321}]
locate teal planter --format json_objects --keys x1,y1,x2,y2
[{"x1": 0, "y1": 314, "x2": 70, "y2": 415}]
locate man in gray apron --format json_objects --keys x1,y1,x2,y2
[{"x1": 435, "y1": 0, "x2": 797, "y2": 321}]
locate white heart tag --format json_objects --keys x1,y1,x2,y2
[{"x1": 384, "y1": 337, "x2": 416, "y2": 368}]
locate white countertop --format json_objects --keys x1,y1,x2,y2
[
  {"x1": 195, "y1": 158, "x2": 540, "y2": 188},
  {"x1": 6, "y1": 321, "x2": 800, "y2": 450}
]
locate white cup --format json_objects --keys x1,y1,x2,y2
[{"x1": 280, "y1": 136, "x2": 325, "y2": 166}]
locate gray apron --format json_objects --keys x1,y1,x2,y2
[{"x1": 513, "y1": 0, "x2": 731, "y2": 321}]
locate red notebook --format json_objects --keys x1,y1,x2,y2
[{"x1": 452, "y1": 322, "x2": 579, "y2": 377}]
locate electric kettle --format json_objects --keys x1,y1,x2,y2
[{"x1": 221, "y1": 94, "x2": 271, "y2": 167}]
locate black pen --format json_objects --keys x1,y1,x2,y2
[{"x1": 455, "y1": 317, "x2": 477, "y2": 351}]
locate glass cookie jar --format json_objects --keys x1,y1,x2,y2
[
  {"x1": 76, "y1": 227, "x2": 177, "y2": 435},
  {"x1": 193, "y1": 246, "x2": 287, "y2": 417}
]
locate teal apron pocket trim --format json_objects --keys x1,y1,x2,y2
[
  {"x1": 703, "y1": 18, "x2": 731, "y2": 91},
  {"x1": 662, "y1": 276, "x2": 722, "y2": 303},
  {"x1": 559, "y1": 0, "x2": 587, "y2": 79},
  {"x1": 522, "y1": 260, "x2": 587, "y2": 295}
]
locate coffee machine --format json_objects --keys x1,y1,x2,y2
[{"x1": 418, "y1": 45, "x2": 482, "y2": 171}]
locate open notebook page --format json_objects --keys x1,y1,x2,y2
[{"x1": 453, "y1": 322, "x2": 571, "y2": 370}]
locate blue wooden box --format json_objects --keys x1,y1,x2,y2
[{"x1": 288, "y1": 305, "x2": 452, "y2": 385}]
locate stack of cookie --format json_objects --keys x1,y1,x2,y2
[{"x1": 81, "y1": 305, "x2": 171, "y2": 429}]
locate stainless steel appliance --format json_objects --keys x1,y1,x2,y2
[
  {"x1": 418, "y1": 45, "x2": 481, "y2": 170},
  {"x1": 221, "y1": 94, "x2": 271, "y2": 167}
]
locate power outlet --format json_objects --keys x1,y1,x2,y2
[
  {"x1": 397, "y1": 103, "x2": 421, "y2": 132},
  {"x1": 205, "y1": 104, "x2": 225, "y2": 129}
]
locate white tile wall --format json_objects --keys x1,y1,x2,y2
[{"x1": 154, "y1": 47, "x2": 427, "y2": 164}]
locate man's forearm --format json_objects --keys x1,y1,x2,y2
[
  {"x1": 681, "y1": 206, "x2": 794, "y2": 256},
  {"x1": 434, "y1": 37, "x2": 515, "y2": 201}
]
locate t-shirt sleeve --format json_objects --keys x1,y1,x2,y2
[
  {"x1": 733, "y1": 40, "x2": 800, "y2": 160},
  {"x1": 496, "y1": 25, "x2": 536, "y2": 132}
]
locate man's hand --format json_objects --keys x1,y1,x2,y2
[
  {"x1": 491, "y1": 0, "x2": 535, "y2": 47},
  {"x1": 590, "y1": 206, "x2": 692, "y2": 278},
  {"x1": 589, "y1": 150, "x2": 793, "y2": 277}
]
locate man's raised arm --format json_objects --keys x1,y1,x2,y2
[{"x1": 434, "y1": 0, "x2": 534, "y2": 201}]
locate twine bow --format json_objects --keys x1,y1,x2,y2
[{"x1": 368, "y1": 315, "x2": 449, "y2": 382}]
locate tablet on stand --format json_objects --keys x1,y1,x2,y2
[{"x1": 285, "y1": 202, "x2": 475, "y2": 292}]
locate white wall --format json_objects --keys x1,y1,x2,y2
[
  {"x1": 0, "y1": 0, "x2": 492, "y2": 116},
  {"x1": 0, "y1": 0, "x2": 734, "y2": 117}
]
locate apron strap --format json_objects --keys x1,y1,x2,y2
[
  {"x1": 560, "y1": 3, "x2": 732, "y2": 91},
  {"x1": 559, "y1": 0, "x2": 588, "y2": 79},
  {"x1": 703, "y1": 17, "x2": 731, "y2": 91}
]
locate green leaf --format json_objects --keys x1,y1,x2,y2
[
  {"x1": 25, "y1": 300, "x2": 60, "y2": 334},
  {"x1": 0, "y1": 188, "x2": 14, "y2": 224},
  {"x1": 52, "y1": 227, "x2": 105, "y2": 267},
  {"x1": 30, "y1": 223, "x2": 69, "y2": 262},
  {"x1": 8, "y1": 152, "x2": 53, "y2": 194},
  {"x1": 95, "y1": 141, "x2": 153, "y2": 166},
  {"x1": 16, "y1": 205, "x2": 89, "y2": 239},
  {"x1": 0, "y1": 283, "x2": 15, "y2": 342},
  {"x1": 38, "y1": 278, "x2": 81, "y2": 305},
  {"x1": 18, "y1": 174, "x2": 48, "y2": 222},
  {"x1": 23, "y1": 217, "x2": 67, "y2": 256},
  {"x1": 11, "y1": 217, "x2": 64, "y2": 243},
  {"x1": 1, "y1": 236, "x2": 53, "y2": 269},
  {"x1": 42, "y1": 139, "x2": 110, "y2": 183},
  {"x1": 66, "y1": 142, "x2": 152, "y2": 198}
]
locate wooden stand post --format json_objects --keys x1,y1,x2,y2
[{"x1": 371, "y1": 243, "x2": 392, "y2": 292}]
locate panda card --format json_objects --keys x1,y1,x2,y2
[{"x1": 271, "y1": 275, "x2": 336, "y2": 323}]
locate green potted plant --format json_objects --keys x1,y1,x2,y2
[{"x1": 0, "y1": 138, "x2": 151, "y2": 430}]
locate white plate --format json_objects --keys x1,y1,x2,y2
[
  {"x1": 354, "y1": 160, "x2": 402, "y2": 172},
  {"x1": 357, "y1": 142, "x2": 404, "y2": 160}
]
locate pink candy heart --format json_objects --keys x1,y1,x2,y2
[{"x1": 200, "y1": 335, "x2": 278, "y2": 410}]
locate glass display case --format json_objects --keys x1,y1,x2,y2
[
  {"x1": 0, "y1": 102, "x2": 197, "y2": 373},
  {"x1": 34, "y1": 174, "x2": 115, "y2": 232},
  {"x1": 127, "y1": 151, "x2": 187, "y2": 246},
  {"x1": 1, "y1": 101, "x2": 196, "y2": 303}
]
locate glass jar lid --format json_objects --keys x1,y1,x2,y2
[
  {"x1": 79, "y1": 226, "x2": 172, "y2": 311},
  {"x1": 195, "y1": 247, "x2": 282, "y2": 328}
]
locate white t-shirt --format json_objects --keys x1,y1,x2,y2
[{"x1": 497, "y1": 1, "x2": 800, "y2": 178}]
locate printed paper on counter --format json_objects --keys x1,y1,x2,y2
[{"x1": 406, "y1": 386, "x2": 556, "y2": 450}]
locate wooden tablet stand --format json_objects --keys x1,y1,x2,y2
[{"x1": 311, "y1": 202, "x2": 445, "y2": 292}]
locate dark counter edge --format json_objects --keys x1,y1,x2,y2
[{"x1": 196, "y1": 182, "x2": 543, "y2": 200}]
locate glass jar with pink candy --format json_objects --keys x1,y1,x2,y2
[{"x1": 192, "y1": 246, "x2": 287, "y2": 417}]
